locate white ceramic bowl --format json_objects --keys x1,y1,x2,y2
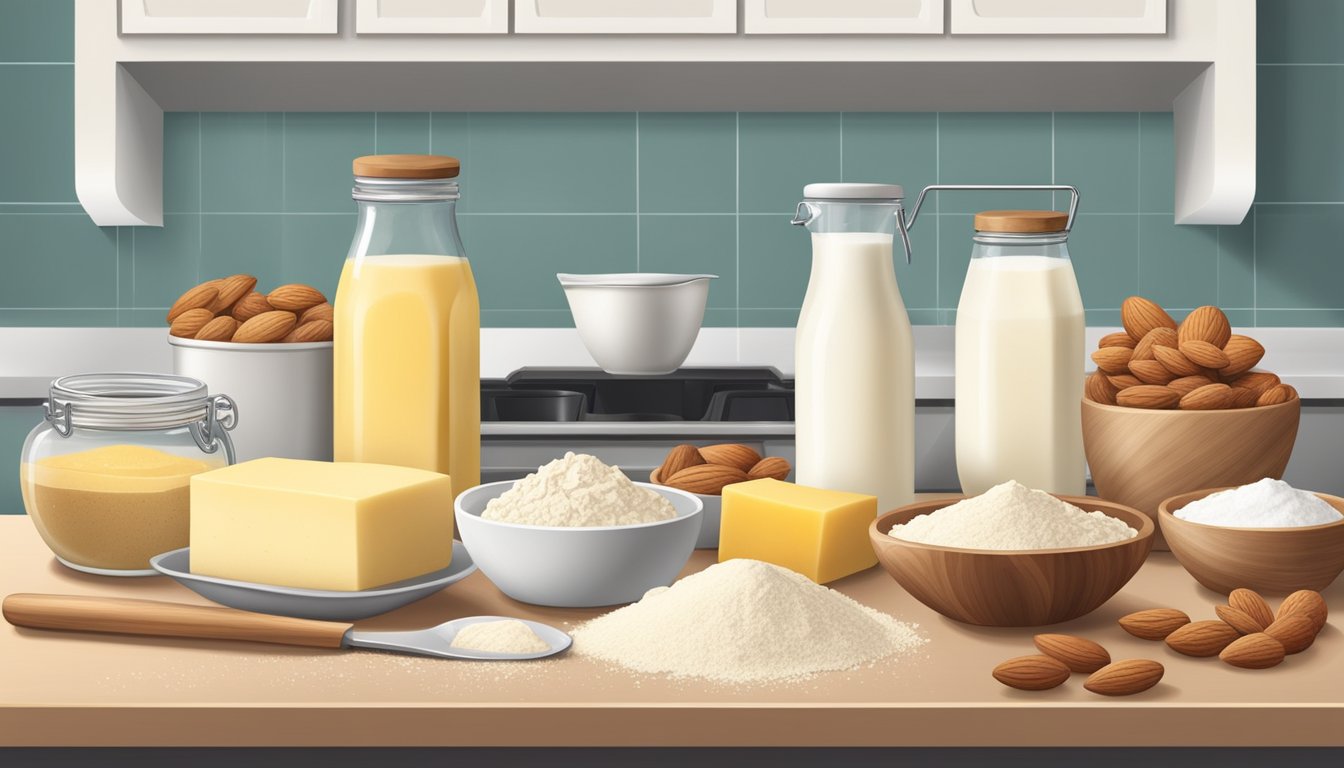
[
  {"x1": 170, "y1": 336, "x2": 332, "y2": 462},
  {"x1": 557, "y1": 273, "x2": 716, "y2": 375},
  {"x1": 455, "y1": 480, "x2": 703, "y2": 607}
]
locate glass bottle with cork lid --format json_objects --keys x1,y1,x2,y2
[
  {"x1": 334, "y1": 154, "x2": 480, "y2": 499},
  {"x1": 954, "y1": 206, "x2": 1086, "y2": 496}
]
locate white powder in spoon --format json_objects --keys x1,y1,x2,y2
[
  {"x1": 571, "y1": 559, "x2": 923, "y2": 684},
  {"x1": 450, "y1": 620, "x2": 551, "y2": 655},
  {"x1": 1174, "y1": 478, "x2": 1342, "y2": 528}
]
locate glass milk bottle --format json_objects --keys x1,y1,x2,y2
[
  {"x1": 791, "y1": 184, "x2": 915, "y2": 512},
  {"x1": 955, "y1": 209, "x2": 1085, "y2": 495},
  {"x1": 334, "y1": 155, "x2": 480, "y2": 499}
]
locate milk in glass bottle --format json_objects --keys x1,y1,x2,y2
[{"x1": 791, "y1": 184, "x2": 915, "y2": 512}]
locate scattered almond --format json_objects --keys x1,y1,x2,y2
[
  {"x1": 698, "y1": 444, "x2": 763, "y2": 473},
  {"x1": 1085, "y1": 371, "x2": 1118, "y2": 405},
  {"x1": 1083, "y1": 659, "x2": 1164, "y2": 697},
  {"x1": 1132, "y1": 326, "x2": 1179, "y2": 362},
  {"x1": 1091, "y1": 347, "x2": 1134, "y2": 376},
  {"x1": 231, "y1": 291, "x2": 274, "y2": 322},
  {"x1": 663, "y1": 464, "x2": 749, "y2": 496},
  {"x1": 1122, "y1": 296, "x2": 1177, "y2": 342},
  {"x1": 747, "y1": 456, "x2": 792, "y2": 482},
  {"x1": 992, "y1": 655, "x2": 1071, "y2": 691},
  {"x1": 1119, "y1": 608, "x2": 1191, "y2": 640},
  {"x1": 1257, "y1": 383, "x2": 1298, "y2": 407},
  {"x1": 208, "y1": 274, "x2": 257, "y2": 314},
  {"x1": 1165, "y1": 620, "x2": 1240, "y2": 657},
  {"x1": 1228, "y1": 588, "x2": 1276, "y2": 630},
  {"x1": 1033, "y1": 634, "x2": 1111, "y2": 674},
  {"x1": 300, "y1": 302, "x2": 334, "y2": 325},
  {"x1": 1179, "y1": 383, "x2": 1233, "y2": 411},
  {"x1": 1278, "y1": 590, "x2": 1328, "y2": 632},
  {"x1": 1180, "y1": 339, "x2": 1230, "y2": 370},
  {"x1": 168, "y1": 307, "x2": 214, "y2": 339},
  {"x1": 1179, "y1": 305, "x2": 1232, "y2": 348},
  {"x1": 1116, "y1": 385, "x2": 1180, "y2": 410},
  {"x1": 194, "y1": 315, "x2": 239, "y2": 342},
  {"x1": 267, "y1": 284, "x2": 327, "y2": 312},
  {"x1": 283, "y1": 319, "x2": 334, "y2": 343},
  {"x1": 1153, "y1": 345, "x2": 1202, "y2": 377},
  {"x1": 1098, "y1": 332, "x2": 1137, "y2": 349},
  {"x1": 1263, "y1": 614, "x2": 1318, "y2": 655},
  {"x1": 166, "y1": 283, "x2": 219, "y2": 323},
  {"x1": 1216, "y1": 604, "x2": 1267, "y2": 635},
  {"x1": 232, "y1": 310, "x2": 298, "y2": 343},
  {"x1": 1220, "y1": 633, "x2": 1286, "y2": 669},
  {"x1": 1129, "y1": 359, "x2": 1177, "y2": 385},
  {"x1": 1168, "y1": 375, "x2": 1215, "y2": 396},
  {"x1": 1221, "y1": 335, "x2": 1265, "y2": 377},
  {"x1": 660, "y1": 444, "x2": 706, "y2": 480}
]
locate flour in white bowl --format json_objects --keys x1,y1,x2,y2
[
  {"x1": 482, "y1": 452, "x2": 676, "y2": 527},
  {"x1": 888, "y1": 480, "x2": 1137, "y2": 550},
  {"x1": 1174, "y1": 478, "x2": 1342, "y2": 528}
]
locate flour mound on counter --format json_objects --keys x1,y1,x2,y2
[
  {"x1": 483, "y1": 452, "x2": 676, "y2": 527},
  {"x1": 449, "y1": 620, "x2": 551, "y2": 655},
  {"x1": 1174, "y1": 478, "x2": 1343, "y2": 528},
  {"x1": 889, "y1": 480, "x2": 1136, "y2": 550},
  {"x1": 571, "y1": 559, "x2": 924, "y2": 684}
]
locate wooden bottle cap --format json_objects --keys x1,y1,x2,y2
[
  {"x1": 973, "y1": 210, "x2": 1068, "y2": 233},
  {"x1": 353, "y1": 154, "x2": 460, "y2": 179}
]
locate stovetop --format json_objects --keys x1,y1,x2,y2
[{"x1": 481, "y1": 368, "x2": 794, "y2": 423}]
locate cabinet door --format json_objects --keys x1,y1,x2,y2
[
  {"x1": 950, "y1": 0, "x2": 1167, "y2": 35},
  {"x1": 514, "y1": 0, "x2": 737, "y2": 34},
  {"x1": 120, "y1": 0, "x2": 339, "y2": 34},
  {"x1": 355, "y1": 0, "x2": 508, "y2": 34},
  {"x1": 745, "y1": 0, "x2": 943, "y2": 35}
]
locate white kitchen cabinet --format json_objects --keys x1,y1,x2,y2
[
  {"x1": 951, "y1": 0, "x2": 1168, "y2": 35},
  {"x1": 744, "y1": 0, "x2": 943, "y2": 35},
  {"x1": 119, "y1": 0, "x2": 339, "y2": 35},
  {"x1": 514, "y1": 0, "x2": 737, "y2": 34},
  {"x1": 355, "y1": 0, "x2": 507, "y2": 34}
]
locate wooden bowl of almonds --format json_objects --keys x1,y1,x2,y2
[{"x1": 1082, "y1": 298, "x2": 1301, "y2": 550}]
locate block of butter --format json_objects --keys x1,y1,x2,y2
[
  {"x1": 190, "y1": 457, "x2": 454, "y2": 591},
  {"x1": 719, "y1": 478, "x2": 878, "y2": 584}
]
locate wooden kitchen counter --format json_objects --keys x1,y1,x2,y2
[{"x1": 1, "y1": 516, "x2": 1340, "y2": 748}]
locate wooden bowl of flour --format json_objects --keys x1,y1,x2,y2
[
  {"x1": 1159, "y1": 488, "x2": 1344, "y2": 595},
  {"x1": 869, "y1": 496, "x2": 1154, "y2": 627}
]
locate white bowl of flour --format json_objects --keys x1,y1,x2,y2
[{"x1": 455, "y1": 455, "x2": 703, "y2": 607}]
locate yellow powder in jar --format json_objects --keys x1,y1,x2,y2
[{"x1": 22, "y1": 444, "x2": 213, "y2": 571}]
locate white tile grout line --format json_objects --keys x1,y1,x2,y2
[
  {"x1": 1050, "y1": 111, "x2": 1056, "y2": 211},
  {"x1": 428, "y1": 112, "x2": 434, "y2": 153},
  {"x1": 197, "y1": 112, "x2": 203, "y2": 284},
  {"x1": 735, "y1": 111, "x2": 742, "y2": 335},
  {"x1": 1135, "y1": 112, "x2": 1142, "y2": 292},
  {"x1": 373, "y1": 113, "x2": 379, "y2": 153},
  {"x1": 934, "y1": 111, "x2": 940, "y2": 309},
  {"x1": 838, "y1": 112, "x2": 844, "y2": 181},
  {"x1": 635, "y1": 111, "x2": 640, "y2": 271},
  {"x1": 280, "y1": 113, "x2": 287, "y2": 214},
  {"x1": 1253, "y1": 204, "x2": 1259, "y2": 326}
]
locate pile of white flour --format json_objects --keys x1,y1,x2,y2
[
  {"x1": 889, "y1": 480, "x2": 1137, "y2": 550},
  {"x1": 449, "y1": 620, "x2": 551, "y2": 655},
  {"x1": 571, "y1": 559, "x2": 923, "y2": 684},
  {"x1": 483, "y1": 452, "x2": 676, "y2": 527},
  {"x1": 1174, "y1": 478, "x2": 1342, "y2": 528}
]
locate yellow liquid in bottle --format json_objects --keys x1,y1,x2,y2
[{"x1": 334, "y1": 254, "x2": 480, "y2": 499}]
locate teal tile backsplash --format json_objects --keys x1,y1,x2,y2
[{"x1": 0, "y1": 0, "x2": 1342, "y2": 329}]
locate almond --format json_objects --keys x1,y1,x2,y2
[
  {"x1": 1229, "y1": 370, "x2": 1281, "y2": 395},
  {"x1": 1220, "y1": 632, "x2": 1286, "y2": 669},
  {"x1": 1222, "y1": 335, "x2": 1265, "y2": 377},
  {"x1": 747, "y1": 456, "x2": 792, "y2": 482},
  {"x1": 991, "y1": 654, "x2": 1070, "y2": 691},
  {"x1": 1264, "y1": 614, "x2": 1318, "y2": 655},
  {"x1": 1226, "y1": 386, "x2": 1261, "y2": 409},
  {"x1": 207, "y1": 274, "x2": 256, "y2": 314},
  {"x1": 1132, "y1": 326, "x2": 1179, "y2": 362},
  {"x1": 1119, "y1": 608, "x2": 1191, "y2": 640},
  {"x1": 659, "y1": 445, "x2": 706, "y2": 480},
  {"x1": 232, "y1": 310, "x2": 297, "y2": 343},
  {"x1": 1179, "y1": 305, "x2": 1232, "y2": 348},
  {"x1": 1122, "y1": 296, "x2": 1177, "y2": 342},
  {"x1": 267, "y1": 284, "x2": 327, "y2": 312},
  {"x1": 663, "y1": 464, "x2": 749, "y2": 496},
  {"x1": 698, "y1": 444, "x2": 762, "y2": 473},
  {"x1": 1168, "y1": 375, "x2": 1215, "y2": 396},
  {"x1": 1085, "y1": 371, "x2": 1117, "y2": 404},
  {"x1": 1180, "y1": 383, "x2": 1233, "y2": 411},
  {"x1": 1165, "y1": 620, "x2": 1240, "y2": 657},
  {"x1": 194, "y1": 315, "x2": 239, "y2": 342},
  {"x1": 1278, "y1": 589, "x2": 1328, "y2": 632},
  {"x1": 1216, "y1": 604, "x2": 1266, "y2": 635},
  {"x1": 1107, "y1": 374, "x2": 1143, "y2": 391},
  {"x1": 166, "y1": 283, "x2": 220, "y2": 323},
  {"x1": 1116, "y1": 385, "x2": 1180, "y2": 410},
  {"x1": 1257, "y1": 383, "x2": 1298, "y2": 407},
  {"x1": 1179, "y1": 339, "x2": 1230, "y2": 370},
  {"x1": 1099, "y1": 331, "x2": 1137, "y2": 349},
  {"x1": 1229, "y1": 588, "x2": 1276, "y2": 630},
  {"x1": 168, "y1": 307, "x2": 215, "y2": 338},
  {"x1": 231, "y1": 291, "x2": 274, "y2": 322},
  {"x1": 300, "y1": 302, "x2": 334, "y2": 325},
  {"x1": 1083, "y1": 659, "x2": 1164, "y2": 696},
  {"x1": 283, "y1": 319, "x2": 333, "y2": 343},
  {"x1": 1153, "y1": 345, "x2": 1202, "y2": 377},
  {"x1": 1033, "y1": 634, "x2": 1111, "y2": 673},
  {"x1": 1129, "y1": 359, "x2": 1176, "y2": 385},
  {"x1": 1091, "y1": 347, "x2": 1134, "y2": 376}
]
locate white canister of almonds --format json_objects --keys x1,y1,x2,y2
[{"x1": 170, "y1": 336, "x2": 333, "y2": 462}]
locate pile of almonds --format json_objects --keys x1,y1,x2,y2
[
  {"x1": 652, "y1": 443, "x2": 791, "y2": 496},
  {"x1": 993, "y1": 635, "x2": 1163, "y2": 696},
  {"x1": 167, "y1": 275, "x2": 333, "y2": 343},
  {"x1": 1087, "y1": 296, "x2": 1297, "y2": 410},
  {"x1": 1120, "y1": 587, "x2": 1327, "y2": 669}
]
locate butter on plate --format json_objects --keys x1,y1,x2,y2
[{"x1": 189, "y1": 457, "x2": 454, "y2": 591}]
